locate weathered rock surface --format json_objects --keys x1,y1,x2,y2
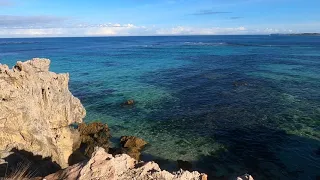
[
  {"x1": 43, "y1": 147, "x2": 208, "y2": 180},
  {"x1": 78, "y1": 122, "x2": 111, "y2": 157},
  {"x1": 120, "y1": 136, "x2": 147, "y2": 160},
  {"x1": 0, "y1": 58, "x2": 86, "y2": 168}
]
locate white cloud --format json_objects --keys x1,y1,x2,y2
[
  {"x1": 84, "y1": 24, "x2": 140, "y2": 36},
  {"x1": 0, "y1": 28, "x2": 65, "y2": 36},
  {"x1": 0, "y1": 23, "x2": 147, "y2": 37},
  {"x1": 0, "y1": 21, "x2": 318, "y2": 37},
  {"x1": 156, "y1": 26, "x2": 248, "y2": 35}
]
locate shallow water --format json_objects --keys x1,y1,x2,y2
[{"x1": 0, "y1": 36, "x2": 319, "y2": 179}]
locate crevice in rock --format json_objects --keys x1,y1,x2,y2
[{"x1": 13, "y1": 65, "x2": 22, "y2": 72}]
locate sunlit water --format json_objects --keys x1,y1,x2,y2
[{"x1": 0, "y1": 36, "x2": 319, "y2": 180}]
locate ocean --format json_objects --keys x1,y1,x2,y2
[{"x1": 0, "y1": 36, "x2": 319, "y2": 180}]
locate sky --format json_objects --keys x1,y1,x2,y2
[{"x1": 0, "y1": 0, "x2": 319, "y2": 37}]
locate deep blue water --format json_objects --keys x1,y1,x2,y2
[{"x1": 0, "y1": 36, "x2": 319, "y2": 180}]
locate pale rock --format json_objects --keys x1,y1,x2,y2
[
  {"x1": 44, "y1": 147, "x2": 208, "y2": 180},
  {"x1": 0, "y1": 58, "x2": 86, "y2": 168}
]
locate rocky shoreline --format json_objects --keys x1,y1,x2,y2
[{"x1": 0, "y1": 59, "x2": 252, "y2": 180}]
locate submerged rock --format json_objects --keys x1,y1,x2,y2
[
  {"x1": 43, "y1": 147, "x2": 208, "y2": 180},
  {"x1": 0, "y1": 58, "x2": 86, "y2": 168},
  {"x1": 120, "y1": 136, "x2": 147, "y2": 160},
  {"x1": 122, "y1": 99, "x2": 135, "y2": 106},
  {"x1": 233, "y1": 81, "x2": 248, "y2": 87}
]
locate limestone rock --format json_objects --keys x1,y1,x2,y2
[
  {"x1": 43, "y1": 147, "x2": 208, "y2": 180},
  {"x1": 0, "y1": 58, "x2": 86, "y2": 168}
]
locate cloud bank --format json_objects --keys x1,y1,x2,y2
[{"x1": 0, "y1": 14, "x2": 308, "y2": 37}]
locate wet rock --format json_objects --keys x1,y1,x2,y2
[
  {"x1": 120, "y1": 136, "x2": 147, "y2": 149},
  {"x1": 122, "y1": 99, "x2": 135, "y2": 106},
  {"x1": 77, "y1": 122, "x2": 111, "y2": 158},
  {"x1": 120, "y1": 136, "x2": 147, "y2": 160},
  {"x1": 43, "y1": 147, "x2": 208, "y2": 180},
  {"x1": 177, "y1": 160, "x2": 192, "y2": 171}
]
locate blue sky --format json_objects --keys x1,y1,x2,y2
[{"x1": 0, "y1": 0, "x2": 319, "y2": 37}]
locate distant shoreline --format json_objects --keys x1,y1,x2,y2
[{"x1": 270, "y1": 33, "x2": 320, "y2": 36}]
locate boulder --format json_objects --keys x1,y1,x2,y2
[
  {"x1": 77, "y1": 122, "x2": 111, "y2": 157},
  {"x1": 0, "y1": 58, "x2": 86, "y2": 168},
  {"x1": 120, "y1": 136, "x2": 147, "y2": 160},
  {"x1": 43, "y1": 147, "x2": 208, "y2": 180}
]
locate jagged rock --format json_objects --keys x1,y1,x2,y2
[
  {"x1": 43, "y1": 147, "x2": 208, "y2": 180},
  {"x1": 120, "y1": 136, "x2": 147, "y2": 160},
  {"x1": 77, "y1": 122, "x2": 111, "y2": 157},
  {"x1": 0, "y1": 58, "x2": 86, "y2": 168}
]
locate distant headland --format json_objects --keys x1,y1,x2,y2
[{"x1": 270, "y1": 33, "x2": 320, "y2": 36}]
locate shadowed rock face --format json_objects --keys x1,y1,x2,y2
[
  {"x1": 44, "y1": 147, "x2": 208, "y2": 180},
  {"x1": 0, "y1": 58, "x2": 86, "y2": 168}
]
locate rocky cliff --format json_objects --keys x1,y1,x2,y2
[
  {"x1": 0, "y1": 58, "x2": 85, "y2": 168},
  {"x1": 0, "y1": 59, "x2": 210, "y2": 180}
]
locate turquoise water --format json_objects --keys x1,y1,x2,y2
[{"x1": 0, "y1": 36, "x2": 319, "y2": 179}]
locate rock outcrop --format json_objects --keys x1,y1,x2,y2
[
  {"x1": 78, "y1": 122, "x2": 111, "y2": 157},
  {"x1": 120, "y1": 136, "x2": 147, "y2": 160},
  {"x1": 0, "y1": 58, "x2": 86, "y2": 168},
  {"x1": 43, "y1": 147, "x2": 208, "y2": 180}
]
